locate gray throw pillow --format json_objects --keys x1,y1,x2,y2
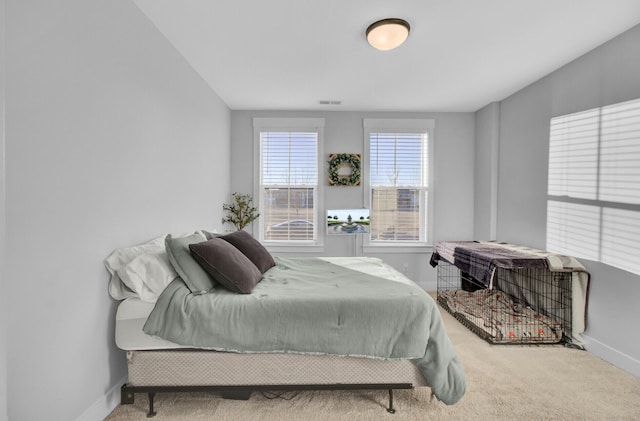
[
  {"x1": 201, "y1": 229, "x2": 222, "y2": 240},
  {"x1": 220, "y1": 230, "x2": 276, "y2": 274},
  {"x1": 165, "y1": 232, "x2": 215, "y2": 294},
  {"x1": 189, "y1": 238, "x2": 262, "y2": 294}
]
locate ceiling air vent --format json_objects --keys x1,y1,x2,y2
[{"x1": 319, "y1": 100, "x2": 342, "y2": 105}]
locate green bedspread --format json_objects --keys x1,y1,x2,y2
[{"x1": 143, "y1": 257, "x2": 466, "y2": 404}]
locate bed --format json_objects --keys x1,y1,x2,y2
[{"x1": 107, "y1": 231, "x2": 466, "y2": 417}]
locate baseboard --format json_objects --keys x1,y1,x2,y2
[
  {"x1": 582, "y1": 334, "x2": 640, "y2": 377},
  {"x1": 75, "y1": 376, "x2": 127, "y2": 421}
]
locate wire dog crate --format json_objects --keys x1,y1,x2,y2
[{"x1": 437, "y1": 261, "x2": 573, "y2": 345}]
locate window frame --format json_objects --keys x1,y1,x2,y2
[
  {"x1": 362, "y1": 118, "x2": 434, "y2": 253},
  {"x1": 253, "y1": 117, "x2": 325, "y2": 252}
]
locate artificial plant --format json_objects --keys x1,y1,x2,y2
[{"x1": 222, "y1": 192, "x2": 260, "y2": 231}]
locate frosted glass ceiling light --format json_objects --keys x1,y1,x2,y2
[{"x1": 366, "y1": 18, "x2": 410, "y2": 51}]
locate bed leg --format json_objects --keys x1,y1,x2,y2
[
  {"x1": 121, "y1": 384, "x2": 135, "y2": 405},
  {"x1": 386, "y1": 389, "x2": 396, "y2": 414},
  {"x1": 146, "y1": 392, "x2": 157, "y2": 418}
]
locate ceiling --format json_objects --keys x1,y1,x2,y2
[{"x1": 133, "y1": 0, "x2": 640, "y2": 112}]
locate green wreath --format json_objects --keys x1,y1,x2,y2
[{"x1": 328, "y1": 153, "x2": 361, "y2": 186}]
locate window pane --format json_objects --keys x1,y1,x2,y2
[
  {"x1": 263, "y1": 188, "x2": 315, "y2": 241},
  {"x1": 262, "y1": 132, "x2": 317, "y2": 186},
  {"x1": 546, "y1": 200, "x2": 600, "y2": 261},
  {"x1": 601, "y1": 207, "x2": 640, "y2": 275},
  {"x1": 369, "y1": 133, "x2": 427, "y2": 187},
  {"x1": 370, "y1": 188, "x2": 420, "y2": 241},
  {"x1": 547, "y1": 98, "x2": 640, "y2": 277},
  {"x1": 599, "y1": 98, "x2": 640, "y2": 204},
  {"x1": 368, "y1": 131, "x2": 427, "y2": 243},
  {"x1": 548, "y1": 98, "x2": 640, "y2": 204},
  {"x1": 260, "y1": 129, "x2": 317, "y2": 242},
  {"x1": 548, "y1": 109, "x2": 599, "y2": 199}
]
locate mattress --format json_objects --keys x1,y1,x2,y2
[{"x1": 116, "y1": 296, "x2": 189, "y2": 350}]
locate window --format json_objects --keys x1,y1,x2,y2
[
  {"x1": 547, "y1": 98, "x2": 640, "y2": 275},
  {"x1": 364, "y1": 119, "x2": 433, "y2": 246},
  {"x1": 254, "y1": 118, "x2": 324, "y2": 245}
]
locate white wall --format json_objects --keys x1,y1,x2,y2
[
  {"x1": 493, "y1": 23, "x2": 640, "y2": 376},
  {"x1": 5, "y1": 0, "x2": 230, "y2": 419},
  {"x1": 231, "y1": 110, "x2": 475, "y2": 290},
  {"x1": 0, "y1": 0, "x2": 7, "y2": 418}
]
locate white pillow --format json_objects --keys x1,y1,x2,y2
[
  {"x1": 117, "y1": 251, "x2": 178, "y2": 302},
  {"x1": 105, "y1": 235, "x2": 166, "y2": 300}
]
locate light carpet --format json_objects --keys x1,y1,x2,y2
[{"x1": 105, "y1": 298, "x2": 640, "y2": 420}]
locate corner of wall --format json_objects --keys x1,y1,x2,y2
[
  {"x1": 74, "y1": 376, "x2": 126, "y2": 421},
  {"x1": 473, "y1": 102, "x2": 500, "y2": 241},
  {"x1": 0, "y1": 0, "x2": 8, "y2": 417}
]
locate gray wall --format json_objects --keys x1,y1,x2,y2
[
  {"x1": 231, "y1": 110, "x2": 475, "y2": 289},
  {"x1": 5, "y1": 1, "x2": 230, "y2": 420},
  {"x1": 493, "y1": 23, "x2": 640, "y2": 375},
  {"x1": 0, "y1": 0, "x2": 7, "y2": 418},
  {"x1": 473, "y1": 102, "x2": 500, "y2": 241}
]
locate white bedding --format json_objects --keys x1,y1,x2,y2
[
  {"x1": 115, "y1": 257, "x2": 417, "y2": 351},
  {"x1": 116, "y1": 297, "x2": 188, "y2": 350}
]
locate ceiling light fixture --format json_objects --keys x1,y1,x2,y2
[{"x1": 366, "y1": 18, "x2": 410, "y2": 51}]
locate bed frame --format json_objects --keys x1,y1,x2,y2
[
  {"x1": 120, "y1": 349, "x2": 429, "y2": 417},
  {"x1": 121, "y1": 383, "x2": 412, "y2": 417}
]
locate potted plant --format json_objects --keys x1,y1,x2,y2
[{"x1": 222, "y1": 192, "x2": 259, "y2": 231}]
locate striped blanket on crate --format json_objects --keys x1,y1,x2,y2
[{"x1": 429, "y1": 241, "x2": 547, "y2": 288}]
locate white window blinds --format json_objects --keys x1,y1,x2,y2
[
  {"x1": 261, "y1": 132, "x2": 318, "y2": 186},
  {"x1": 599, "y1": 99, "x2": 640, "y2": 204},
  {"x1": 547, "y1": 97, "x2": 640, "y2": 276},
  {"x1": 548, "y1": 108, "x2": 599, "y2": 200},
  {"x1": 368, "y1": 132, "x2": 429, "y2": 242},
  {"x1": 369, "y1": 133, "x2": 428, "y2": 187},
  {"x1": 260, "y1": 131, "x2": 318, "y2": 242}
]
